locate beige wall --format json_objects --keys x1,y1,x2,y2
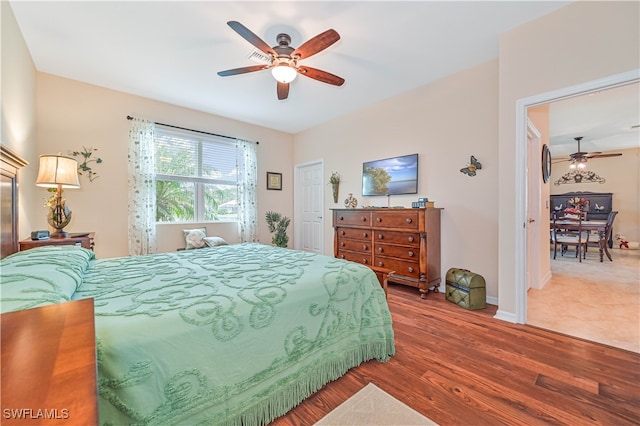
[
  {"x1": 550, "y1": 147, "x2": 640, "y2": 242},
  {"x1": 295, "y1": 60, "x2": 500, "y2": 301},
  {"x1": 1, "y1": 2, "x2": 38, "y2": 237},
  {"x1": 35, "y1": 73, "x2": 295, "y2": 258},
  {"x1": 498, "y1": 1, "x2": 639, "y2": 315}
]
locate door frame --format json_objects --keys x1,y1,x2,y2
[
  {"x1": 293, "y1": 159, "x2": 324, "y2": 253},
  {"x1": 515, "y1": 69, "x2": 639, "y2": 324}
]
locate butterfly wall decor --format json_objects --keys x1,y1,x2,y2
[{"x1": 460, "y1": 156, "x2": 482, "y2": 177}]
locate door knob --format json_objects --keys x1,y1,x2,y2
[{"x1": 528, "y1": 218, "x2": 535, "y2": 223}]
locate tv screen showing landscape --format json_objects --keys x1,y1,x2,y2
[{"x1": 362, "y1": 153, "x2": 418, "y2": 196}]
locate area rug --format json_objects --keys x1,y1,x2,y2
[{"x1": 314, "y1": 383, "x2": 439, "y2": 425}]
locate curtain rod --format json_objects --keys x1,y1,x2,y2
[{"x1": 126, "y1": 115, "x2": 258, "y2": 144}]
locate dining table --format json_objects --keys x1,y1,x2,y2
[{"x1": 550, "y1": 219, "x2": 611, "y2": 262}]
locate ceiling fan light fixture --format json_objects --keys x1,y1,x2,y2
[{"x1": 271, "y1": 63, "x2": 297, "y2": 83}]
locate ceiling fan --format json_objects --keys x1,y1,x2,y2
[
  {"x1": 553, "y1": 136, "x2": 623, "y2": 169},
  {"x1": 217, "y1": 21, "x2": 345, "y2": 100}
]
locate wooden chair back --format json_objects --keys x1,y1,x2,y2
[{"x1": 552, "y1": 211, "x2": 588, "y2": 262}]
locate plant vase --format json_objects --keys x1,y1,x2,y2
[{"x1": 332, "y1": 183, "x2": 339, "y2": 203}]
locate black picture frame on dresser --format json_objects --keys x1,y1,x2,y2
[{"x1": 550, "y1": 191, "x2": 614, "y2": 247}]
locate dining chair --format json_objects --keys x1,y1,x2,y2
[{"x1": 551, "y1": 212, "x2": 589, "y2": 262}]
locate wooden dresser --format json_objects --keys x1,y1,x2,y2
[
  {"x1": 550, "y1": 191, "x2": 612, "y2": 221},
  {"x1": 332, "y1": 208, "x2": 442, "y2": 298}
]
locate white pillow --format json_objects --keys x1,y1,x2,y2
[
  {"x1": 204, "y1": 236, "x2": 228, "y2": 247},
  {"x1": 183, "y1": 228, "x2": 207, "y2": 249}
]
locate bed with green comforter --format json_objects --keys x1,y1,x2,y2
[{"x1": 0, "y1": 243, "x2": 395, "y2": 425}]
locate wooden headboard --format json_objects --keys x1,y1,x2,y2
[{"x1": 1, "y1": 146, "x2": 28, "y2": 258}]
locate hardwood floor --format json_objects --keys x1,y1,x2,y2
[{"x1": 273, "y1": 284, "x2": 640, "y2": 425}]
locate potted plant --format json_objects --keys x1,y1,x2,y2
[{"x1": 265, "y1": 211, "x2": 291, "y2": 248}]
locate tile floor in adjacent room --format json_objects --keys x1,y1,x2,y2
[{"x1": 527, "y1": 247, "x2": 640, "y2": 353}]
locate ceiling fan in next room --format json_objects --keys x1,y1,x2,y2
[
  {"x1": 553, "y1": 136, "x2": 623, "y2": 169},
  {"x1": 217, "y1": 21, "x2": 345, "y2": 100}
]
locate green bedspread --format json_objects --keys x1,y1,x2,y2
[{"x1": 24, "y1": 243, "x2": 395, "y2": 425}]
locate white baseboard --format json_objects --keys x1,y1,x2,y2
[
  {"x1": 493, "y1": 309, "x2": 517, "y2": 323},
  {"x1": 533, "y1": 271, "x2": 552, "y2": 290}
]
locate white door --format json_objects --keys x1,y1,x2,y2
[{"x1": 294, "y1": 160, "x2": 324, "y2": 254}]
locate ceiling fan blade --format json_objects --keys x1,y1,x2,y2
[
  {"x1": 227, "y1": 21, "x2": 276, "y2": 56},
  {"x1": 586, "y1": 153, "x2": 623, "y2": 159},
  {"x1": 292, "y1": 29, "x2": 340, "y2": 60},
  {"x1": 298, "y1": 66, "x2": 345, "y2": 86},
  {"x1": 277, "y1": 82, "x2": 289, "y2": 100},
  {"x1": 552, "y1": 158, "x2": 570, "y2": 164},
  {"x1": 217, "y1": 65, "x2": 270, "y2": 77}
]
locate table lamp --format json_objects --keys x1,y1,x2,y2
[{"x1": 36, "y1": 154, "x2": 80, "y2": 238}]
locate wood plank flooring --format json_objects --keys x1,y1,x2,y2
[{"x1": 272, "y1": 284, "x2": 640, "y2": 425}]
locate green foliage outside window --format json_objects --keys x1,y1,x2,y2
[{"x1": 154, "y1": 130, "x2": 238, "y2": 223}]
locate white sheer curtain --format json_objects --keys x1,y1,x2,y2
[
  {"x1": 236, "y1": 139, "x2": 258, "y2": 242},
  {"x1": 128, "y1": 118, "x2": 157, "y2": 255}
]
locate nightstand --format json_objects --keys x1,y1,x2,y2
[{"x1": 18, "y1": 232, "x2": 95, "y2": 251}]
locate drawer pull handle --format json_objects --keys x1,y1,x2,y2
[
  {"x1": 362, "y1": 259, "x2": 368, "y2": 264},
  {"x1": 339, "y1": 255, "x2": 345, "y2": 259},
  {"x1": 378, "y1": 261, "x2": 384, "y2": 267},
  {"x1": 378, "y1": 247, "x2": 383, "y2": 253},
  {"x1": 408, "y1": 267, "x2": 414, "y2": 273},
  {"x1": 406, "y1": 218, "x2": 412, "y2": 224},
  {"x1": 376, "y1": 217, "x2": 382, "y2": 222},
  {"x1": 378, "y1": 234, "x2": 384, "y2": 240},
  {"x1": 362, "y1": 232, "x2": 368, "y2": 238},
  {"x1": 340, "y1": 216, "x2": 344, "y2": 221},
  {"x1": 341, "y1": 230, "x2": 345, "y2": 235},
  {"x1": 363, "y1": 245, "x2": 368, "y2": 250},
  {"x1": 408, "y1": 251, "x2": 414, "y2": 257},
  {"x1": 408, "y1": 236, "x2": 414, "y2": 242},
  {"x1": 341, "y1": 242, "x2": 345, "y2": 247},
  {"x1": 361, "y1": 217, "x2": 367, "y2": 222}
]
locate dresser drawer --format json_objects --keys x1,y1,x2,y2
[
  {"x1": 336, "y1": 227, "x2": 371, "y2": 241},
  {"x1": 372, "y1": 211, "x2": 420, "y2": 230},
  {"x1": 334, "y1": 211, "x2": 371, "y2": 227},
  {"x1": 374, "y1": 230, "x2": 420, "y2": 246},
  {"x1": 373, "y1": 256, "x2": 420, "y2": 279},
  {"x1": 337, "y1": 250, "x2": 372, "y2": 266},
  {"x1": 337, "y1": 238, "x2": 372, "y2": 253},
  {"x1": 375, "y1": 243, "x2": 418, "y2": 259}
]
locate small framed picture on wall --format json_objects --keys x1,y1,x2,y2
[{"x1": 267, "y1": 172, "x2": 282, "y2": 190}]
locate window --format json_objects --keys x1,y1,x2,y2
[{"x1": 154, "y1": 126, "x2": 238, "y2": 222}]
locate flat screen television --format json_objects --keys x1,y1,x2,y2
[{"x1": 362, "y1": 153, "x2": 418, "y2": 196}]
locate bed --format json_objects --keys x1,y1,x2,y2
[{"x1": 0, "y1": 243, "x2": 395, "y2": 425}]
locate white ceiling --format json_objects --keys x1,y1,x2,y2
[
  {"x1": 547, "y1": 82, "x2": 640, "y2": 157},
  {"x1": 9, "y1": 1, "x2": 639, "y2": 155},
  {"x1": 10, "y1": 0, "x2": 572, "y2": 134}
]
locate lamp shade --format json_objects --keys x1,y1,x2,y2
[{"x1": 36, "y1": 155, "x2": 80, "y2": 188}]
